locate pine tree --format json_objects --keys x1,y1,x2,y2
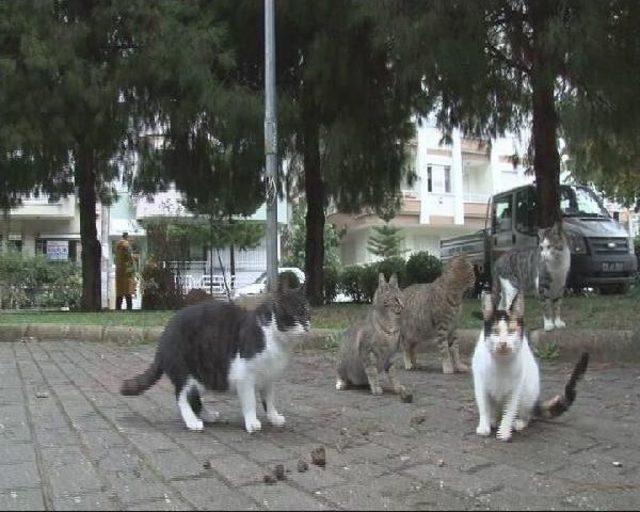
[
  {"x1": 217, "y1": 0, "x2": 420, "y2": 305},
  {"x1": 367, "y1": 224, "x2": 406, "y2": 259},
  {"x1": 0, "y1": 0, "x2": 155, "y2": 310},
  {"x1": 388, "y1": 0, "x2": 640, "y2": 227}
]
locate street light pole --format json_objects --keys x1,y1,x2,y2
[{"x1": 264, "y1": 0, "x2": 278, "y2": 292}]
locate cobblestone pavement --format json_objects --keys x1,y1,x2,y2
[{"x1": 0, "y1": 340, "x2": 638, "y2": 511}]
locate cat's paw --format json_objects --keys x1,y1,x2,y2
[
  {"x1": 370, "y1": 386, "x2": 384, "y2": 396},
  {"x1": 244, "y1": 417, "x2": 262, "y2": 433},
  {"x1": 335, "y1": 378, "x2": 347, "y2": 391},
  {"x1": 268, "y1": 412, "x2": 286, "y2": 427},
  {"x1": 476, "y1": 422, "x2": 491, "y2": 437},
  {"x1": 513, "y1": 419, "x2": 528, "y2": 432},
  {"x1": 554, "y1": 318, "x2": 566, "y2": 329},
  {"x1": 543, "y1": 318, "x2": 555, "y2": 332},
  {"x1": 441, "y1": 361, "x2": 455, "y2": 374},
  {"x1": 185, "y1": 418, "x2": 204, "y2": 432},
  {"x1": 496, "y1": 427, "x2": 513, "y2": 442},
  {"x1": 454, "y1": 362, "x2": 470, "y2": 373},
  {"x1": 200, "y1": 408, "x2": 220, "y2": 423}
]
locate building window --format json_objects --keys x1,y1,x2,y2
[
  {"x1": 8, "y1": 238, "x2": 22, "y2": 253},
  {"x1": 427, "y1": 166, "x2": 433, "y2": 193},
  {"x1": 36, "y1": 239, "x2": 47, "y2": 255},
  {"x1": 444, "y1": 166, "x2": 451, "y2": 193}
]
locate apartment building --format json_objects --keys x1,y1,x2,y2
[{"x1": 328, "y1": 119, "x2": 534, "y2": 266}]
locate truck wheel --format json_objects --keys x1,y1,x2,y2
[{"x1": 599, "y1": 283, "x2": 629, "y2": 295}]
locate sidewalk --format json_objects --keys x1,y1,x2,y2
[{"x1": 1, "y1": 340, "x2": 638, "y2": 510}]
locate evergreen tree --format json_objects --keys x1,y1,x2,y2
[
  {"x1": 389, "y1": 0, "x2": 640, "y2": 227},
  {"x1": 218, "y1": 0, "x2": 420, "y2": 305},
  {"x1": 0, "y1": 0, "x2": 157, "y2": 310},
  {"x1": 367, "y1": 224, "x2": 407, "y2": 259}
]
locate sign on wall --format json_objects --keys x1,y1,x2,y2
[{"x1": 46, "y1": 240, "x2": 69, "y2": 261}]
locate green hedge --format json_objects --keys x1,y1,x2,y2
[
  {"x1": 336, "y1": 251, "x2": 442, "y2": 303},
  {"x1": 0, "y1": 253, "x2": 82, "y2": 309}
]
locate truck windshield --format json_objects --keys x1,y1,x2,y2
[{"x1": 560, "y1": 186, "x2": 609, "y2": 218}]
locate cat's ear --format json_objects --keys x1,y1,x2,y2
[
  {"x1": 510, "y1": 292, "x2": 525, "y2": 319},
  {"x1": 537, "y1": 228, "x2": 546, "y2": 242},
  {"x1": 388, "y1": 273, "x2": 398, "y2": 288},
  {"x1": 378, "y1": 273, "x2": 387, "y2": 287},
  {"x1": 481, "y1": 291, "x2": 494, "y2": 320}
]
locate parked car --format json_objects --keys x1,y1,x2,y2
[
  {"x1": 233, "y1": 267, "x2": 306, "y2": 298},
  {"x1": 441, "y1": 184, "x2": 638, "y2": 294}
]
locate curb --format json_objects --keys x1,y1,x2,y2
[{"x1": 0, "y1": 323, "x2": 638, "y2": 363}]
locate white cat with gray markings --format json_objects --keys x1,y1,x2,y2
[{"x1": 472, "y1": 291, "x2": 589, "y2": 442}]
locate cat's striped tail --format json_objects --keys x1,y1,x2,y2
[
  {"x1": 120, "y1": 356, "x2": 163, "y2": 396},
  {"x1": 534, "y1": 352, "x2": 589, "y2": 419}
]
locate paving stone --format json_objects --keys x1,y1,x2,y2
[
  {"x1": 0, "y1": 461, "x2": 41, "y2": 489},
  {"x1": 170, "y1": 478, "x2": 258, "y2": 510},
  {"x1": 51, "y1": 492, "x2": 118, "y2": 511},
  {"x1": 242, "y1": 482, "x2": 329, "y2": 510},
  {"x1": 0, "y1": 488, "x2": 45, "y2": 511},
  {"x1": 144, "y1": 449, "x2": 206, "y2": 480}
]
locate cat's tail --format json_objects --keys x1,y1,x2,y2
[
  {"x1": 534, "y1": 352, "x2": 589, "y2": 419},
  {"x1": 120, "y1": 355, "x2": 163, "y2": 396}
]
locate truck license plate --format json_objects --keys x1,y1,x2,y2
[{"x1": 602, "y1": 262, "x2": 623, "y2": 272}]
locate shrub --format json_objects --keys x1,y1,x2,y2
[
  {"x1": 340, "y1": 266, "x2": 365, "y2": 303},
  {"x1": 405, "y1": 251, "x2": 442, "y2": 286},
  {"x1": 375, "y1": 257, "x2": 407, "y2": 288},
  {"x1": 141, "y1": 258, "x2": 182, "y2": 310},
  {"x1": 0, "y1": 253, "x2": 81, "y2": 309},
  {"x1": 323, "y1": 266, "x2": 339, "y2": 304},
  {"x1": 279, "y1": 270, "x2": 301, "y2": 289},
  {"x1": 183, "y1": 288, "x2": 212, "y2": 306},
  {"x1": 358, "y1": 264, "x2": 381, "y2": 303}
]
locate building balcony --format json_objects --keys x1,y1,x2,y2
[{"x1": 9, "y1": 195, "x2": 76, "y2": 220}]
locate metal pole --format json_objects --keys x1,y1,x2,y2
[{"x1": 264, "y1": 0, "x2": 278, "y2": 293}]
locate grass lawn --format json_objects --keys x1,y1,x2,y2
[{"x1": 1, "y1": 292, "x2": 638, "y2": 332}]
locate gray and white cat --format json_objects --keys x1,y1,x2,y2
[
  {"x1": 335, "y1": 273, "x2": 410, "y2": 399},
  {"x1": 472, "y1": 291, "x2": 589, "y2": 441},
  {"x1": 492, "y1": 221, "x2": 571, "y2": 331},
  {"x1": 121, "y1": 279, "x2": 310, "y2": 433}
]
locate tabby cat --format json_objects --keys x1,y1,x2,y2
[
  {"x1": 120, "y1": 278, "x2": 310, "y2": 433},
  {"x1": 399, "y1": 255, "x2": 476, "y2": 373},
  {"x1": 492, "y1": 221, "x2": 570, "y2": 331},
  {"x1": 472, "y1": 291, "x2": 589, "y2": 441},
  {"x1": 336, "y1": 273, "x2": 410, "y2": 399}
]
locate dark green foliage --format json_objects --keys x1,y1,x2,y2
[
  {"x1": 338, "y1": 257, "x2": 408, "y2": 303},
  {"x1": 339, "y1": 266, "x2": 366, "y2": 304},
  {"x1": 323, "y1": 266, "x2": 339, "y2": 304},
  {"x1": 0, "y1": 253, "x2": 81, "y2": 310},
  {"x1": 376, "y1": 257, "x2": 408, "y2": 288},
  {"x1": 367, "y1": 224, "x2": 407, "y2": 259},
  {"x1": 140, "y1": 258, "x2": 182, "y2": 311},
  {"x1": 405, "y1": 251, "x2": 443, "y2": 286},
  {"x1": 278, "y1": 270, "x2": 301, "y2": 290},
  {"x1": 389, "y1": 1, "x2": 640, "y2": 227},
  {"x1": 183, "y1": 289, "x2": 212, "y2": 306},
  {"x1": 281, "y1": 201, "x2": 343, "y2": 272}
]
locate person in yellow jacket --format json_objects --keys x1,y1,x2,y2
[{"x1": 115, "y1": 232, "x2": 136, "y2": 310}]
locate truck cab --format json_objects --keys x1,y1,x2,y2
[{"x1": 441, "y1": 184, "x2": 637, "y2": 294}]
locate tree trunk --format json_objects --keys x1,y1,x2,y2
[
  {"x1": 77, "y1": 151, "x2": 102, "y2": 311},
  {"x1": 302, "y1": 88, "x2": 325, "y2": 306},
  {"x1": 229, "y1": 242, "x2": 235, "y2": 291},
  {"x1": 530, "y1": 0, "x2": 561, "y2": 229}
]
